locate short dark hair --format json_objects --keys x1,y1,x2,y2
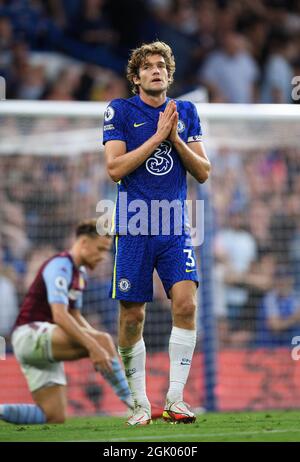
[
  {"x1": 75, "y1": 219, "x2": 99, "y2": 238},
  {"x1": 76, "y1": 218, "x2": 112, "y2": 238}
]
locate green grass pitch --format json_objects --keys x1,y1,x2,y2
[{"x1": 1, "y1": 410, "x2": 300, "y2": 442}]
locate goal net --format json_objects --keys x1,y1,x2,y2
[{"x1": 0, "y1": 101, "x2": 299, "y2": 415}]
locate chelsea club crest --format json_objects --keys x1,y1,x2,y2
[
  {"x1": 118, "y1": 278, "x2": 131, "y2": 292},
  {"x1": 177, "y1": 119, "x2": 185, "y2": 133}
]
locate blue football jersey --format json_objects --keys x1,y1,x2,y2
[{"x1": 102, "y1": 95, "x2": 202, "y2": 235}]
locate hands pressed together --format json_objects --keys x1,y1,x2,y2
[{"x1": 155, "y1": 100, "x2": 180, "y2": 144}]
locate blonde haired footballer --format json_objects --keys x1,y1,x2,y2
[{"x1": 0, "y1": 219, "x2": 135, "y2": 424}]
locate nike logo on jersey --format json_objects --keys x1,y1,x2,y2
[
  {"x1": 134, "y1": 122, "x2": 147, "y2": 128},
  {"x1": 186, "y1": 269, "x2": 197, "y2": 272}
]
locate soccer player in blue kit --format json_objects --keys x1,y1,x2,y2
[
  {"x1": 0, "y1": 219, "x2": 134, "y2": 424},
  {"x1": 103, "y1": 41, "x2": 210, "y2": 425}
]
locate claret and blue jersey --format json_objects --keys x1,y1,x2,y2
[
  {"x1": 14, "y1": 252, "x2": 87, "y2": 328},
  {"x1": 103, "y1": 94, "x2": 202, "y2": 302}
]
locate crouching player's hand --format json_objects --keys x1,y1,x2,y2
[{"x1": 89, "y1": 344, "x2": 112, "y2": 374}]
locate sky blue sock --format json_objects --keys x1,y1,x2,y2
[
  {"x1": 101, "y1": 357, "x2": 133, "y2": 409},
  {"x1": 1, "y1": 404, "x2": 47, "y2": 424}
]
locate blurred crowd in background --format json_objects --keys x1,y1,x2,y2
[
  {"x1": 212, "y1": 146, "x2": 300, "y2": 348},
  {"x1": 0, "y1": 0, "x2": 300, "y2": 102},
  {"x1": 1, "y1": 0, "x2": 300, "y2": 352},
  {"x1": 1, "y1": 144, "x2": 300, "y2": 352}
]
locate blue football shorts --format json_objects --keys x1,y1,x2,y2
[{"x1": 110, "y1": 233, "x2": 199, "y2": 302}]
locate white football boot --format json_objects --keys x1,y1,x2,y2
[
  {"x1": 163, "y1": 400, "x2": 196, "y2": 424},
  {"x1": 126, "y1": 404, "x2": 152, "y2": 426}
]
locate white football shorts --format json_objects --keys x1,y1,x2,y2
[{"x1": 11, "y1": 322, "x2": 66, "y2": 392}]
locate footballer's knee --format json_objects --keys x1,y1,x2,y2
[
  {"x1": 120, "y1": 306, "x2": 145, "y2": 340},
  {"x1": 47, "y1": 415, "x2": 66, "y2": 424},
  {"x1": 172, "y1": 299, "x2": 197, "y2": 328},
  {"x1": 123, "y1": 307, "x2": 145, "y2": 326},
  {"x1": 120, "y1": 303, "x2": 145, "y2": 324},
  {"x1": 33, "y1": 384, "x2": 67, "y2": 425},
  {"x1": 45, "y1": 409, "x2": 66, "y2": 424}
]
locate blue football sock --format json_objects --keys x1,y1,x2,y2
[
  {"x1": 1, "y1": 404, "x2": 47, "y2": 424},
  {"x1": 101, "y1": 357, "x2": 134, "y2": 409}
]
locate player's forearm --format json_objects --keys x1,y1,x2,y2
[
  {"x1": 70, "y1": 309, "x2": 93, "y2": 330},
  {"x1": 52, "y1": 305, "x2": 98, "y2": 351},
  {"x1": 173, "y1": 138, "x2": 211, "y2": 183},
  {"x1": 107, "y1": 134, "x2": 162, "y2": 182}
]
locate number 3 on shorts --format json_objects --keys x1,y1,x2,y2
[{"x1": 183, "y1": 249, "x2": 195, "y2": 268}]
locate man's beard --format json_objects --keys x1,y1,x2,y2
[{"x1": 141, "y1": 83, "x2": 168, "y2": 96}]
